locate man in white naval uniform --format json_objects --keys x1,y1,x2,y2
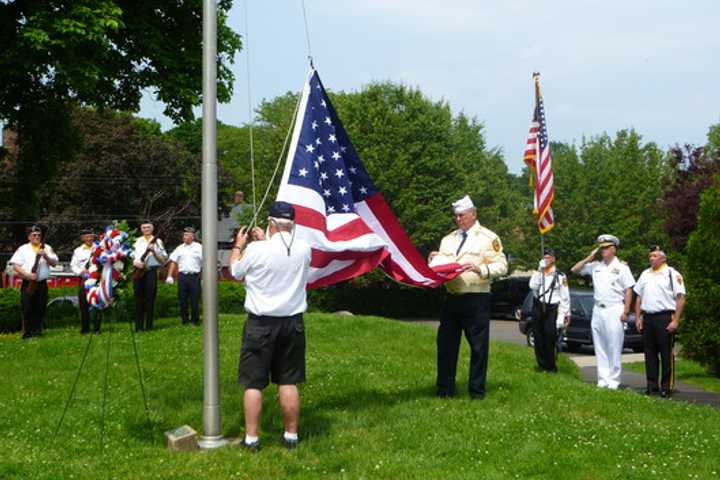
[
  {"x1": 70, "y1": 228, "x2": 98, "y2": 333},
  {"x1": 571, "y1": 234, "x2": 635, "y2": 389}
]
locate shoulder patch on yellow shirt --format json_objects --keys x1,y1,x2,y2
[
  {"x1": 562, "y1": 276, "x2": 568, "y2": 286},
  {"x1": 492, "y1": 239, "x2": 501, "y2": 252},
  {"x1": 676, "y1": 274, "x2": 683, "y2": 285}
]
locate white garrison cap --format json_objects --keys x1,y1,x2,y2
[
  {"x1": 452, "y1": 195, "x2": 475, "y2": 213},
  {"x1": 596, "y1": 234, "x2": 620, "y2": 248}
]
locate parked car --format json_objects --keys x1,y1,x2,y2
[
  {"x1": 490, "y1": 275, "x2": 531, "y2": 320},
  {"x1": 518, "y1": 288, "x2": 643, "y2": 352}
]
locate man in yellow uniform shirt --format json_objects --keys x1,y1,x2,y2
[{"x1": 428, "y1": 195, "x2": 508, "y2": 399}]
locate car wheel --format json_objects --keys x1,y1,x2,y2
[
  {"x1": 526, "y1": 329, "x2": 535, "y2": 348},
  {"x1": 513, "y1": 306, "x2": 523, "y2": 321}
]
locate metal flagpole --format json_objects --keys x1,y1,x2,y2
[{"x1": 198, "y1": 0, "x2": 226, "y2": 449}]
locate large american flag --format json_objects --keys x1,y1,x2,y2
[
  {"x1": 276, "y1": 69, "x2": 461, "y2": 289},
  {"x1": 523, "y1": 75, "x2": 555, "y2": 234}
]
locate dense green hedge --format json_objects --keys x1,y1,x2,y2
[
  {"x1": 0, "y1": 282, "x2": 246, "y2": 333},
  {"x1": 308, "y1": 273, "x2": 445, "y2": 319},
  {"x1": 681, "y1": 177, "x2": 720, "y2": 377}
]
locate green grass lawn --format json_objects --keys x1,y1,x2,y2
[
  {"x1": 2, "y1": 314, "x2": 720, "y2": 479},
  {"x1": 625, "y1": 358, "x2": 720, "y2": 394}
]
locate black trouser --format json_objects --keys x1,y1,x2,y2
[
  {"x1": 21, "y1": 280, "x2": 48, "y2": 337},
  {"x1": 436, "y1": 292, "x2": 490, "y2": 397},
  {"x1": 532, "y1": 301, "x2": 559, "y2": 372},
  {"x1": 78, "y1": 285, "x2": 101, "y2": 333},
  {"x1": 133, "y1": 269, "x2": 158, "y2": 331},
  {"x1": 643, "y1": 311, "x2": 675, "y2": 393},
  {"x1": 178, "y1": 273, "x2": 201, "y2": 325}
]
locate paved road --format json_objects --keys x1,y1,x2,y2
[{"x1": 405, "y1": 318, "x2": 720, "y2": 408}]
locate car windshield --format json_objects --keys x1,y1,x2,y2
[{"x1": 572, "y1": 293, "x2": 594, "y2": 314}]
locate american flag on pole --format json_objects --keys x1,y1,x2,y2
[
  {"x1": 523, "y1": 74, "x2": 555, "y2": 234},
  {"x1": 276, "y1": 69, "x2": 462, "y2": 289}
]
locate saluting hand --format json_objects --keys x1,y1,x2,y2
[{"x1": 235, "y1": 226, "x2": 250, "y2": 249}]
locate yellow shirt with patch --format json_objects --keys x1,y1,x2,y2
[{"x1": 436, "y1": 221, "x2": 508, "y2": 294}]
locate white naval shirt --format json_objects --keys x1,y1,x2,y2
[
  {"x1": 70, "y1": 243, "x2": 94, "y2": 276},
  {"x1": 231, "y1": 232, "x2": 312, "y2": 317},
  {"x1": 9, "y1": 243, "x2": 59, "y2": 281},
  {"x1": 634, "y1": 264, "x2": 686, "y2": 313},
  {"x1": 580, "y1": 257, "x2": 635, "y2": 305},
  {"x1": 169, "y1": 241, "x2": 203, "y2": 274},
  {"x1": 132, "y1": 236, "x2": 168, "y2": 268},
  {"x1": 529, "y1": 268, "x2": 571, "y2": 320}
]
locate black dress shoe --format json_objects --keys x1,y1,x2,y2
[
  {"x1": 282, "y1": 436, "x2": 299, "y2": 449},
  {"x1": 240, "y1": 440, "x2": 261, "y2": 452},
  {"x1": 470, "y1": 393, "x2": 486, "y2": 400},
  {"x1": 436, "y1": 391, "x2": 454, "y2": 399},
  {"x1": 660, "y1": 390, "x2": 672, "y2": 398},
  {"x1": 644, "y1": 388, "x2": 659, "y2": 396}
]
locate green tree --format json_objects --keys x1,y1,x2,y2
[
  {"x1": 34, "y1": 109, "x2": 232, "y2": 256},
  {"x1": 0, "y1": 0, "x2": 242, "y2": 236},
  {"x1": 681, "y1": 175, "x2": 720, "y2": 376}
]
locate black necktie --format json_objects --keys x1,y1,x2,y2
[{"x1": 456, "y1": 231, "x2": 468, "y2": 256}]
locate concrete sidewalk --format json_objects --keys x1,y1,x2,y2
[{"x1": 406, "y1": 318, "x2": 720, "y2": 408}]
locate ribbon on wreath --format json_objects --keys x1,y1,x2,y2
[{"x1": 84, "y1": 226, "x2": 131, "y2": 310}]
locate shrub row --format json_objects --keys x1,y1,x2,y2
[{"x1": 0, "y1": 282, "x2": 246, "y2": 333}]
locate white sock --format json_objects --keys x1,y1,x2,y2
[
  {"x1": 283, "y1": 431, "x2": 298, "y2": 441},
  {"x1": 244, "y1": 435, "x2": 259, "y2": 444}
]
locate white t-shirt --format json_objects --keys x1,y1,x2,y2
[
  {"x1": 580, "y1": 257, "x2": 635, "y2": 305},
  {"x1": 9, "y1": 243, "x2": 59, "y2": 281},
  {"x1": 169, "y1": 242, "x2": 203, "y2": 274},
  {"x1": 231, "y1": 232, "x2": 312, "y2": 316},
  {"x1": 634, "y1": 264, "x2": 686, "y2": 313}
]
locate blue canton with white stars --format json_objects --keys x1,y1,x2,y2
[{"x1": 287, "y1": 71, "x2": 378, "y2": 216}]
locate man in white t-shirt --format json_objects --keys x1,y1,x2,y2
[
  {"x1": 166, "y1": 227, "x2": 203, "y2": 325},
  {"x1": 230, "y1": 201, "x2": 312, "y2": 451},
  {"x1": 571, "y1": 234, "x2": 635, "y2": 389},
  {"x1": 9, "y1": 225, "x2": 59, "y2": 338}
]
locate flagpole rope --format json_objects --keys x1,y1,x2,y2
[
  {"x1": 242, "y1": 0, "x2": 258, "y2": 219},
  {"x1": 248, "y1": 77, "x2": 306, "y2": 228},
  {"x1": 301, "y1": 0, "x2": 314, "y2": 67}
]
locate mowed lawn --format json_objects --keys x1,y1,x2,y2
[{"x1": 1, "y1": 313, "x2": 719, "y2": 479}]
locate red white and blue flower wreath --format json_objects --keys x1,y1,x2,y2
[{"x1": 84, "y1": 226, "x2": 131, "y2": 309}]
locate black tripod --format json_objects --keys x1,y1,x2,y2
[{"x1": 54, "y1": 300, "x2": 152, "y2": 447}]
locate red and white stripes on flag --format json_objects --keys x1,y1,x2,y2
[
  {"x1": 276, "y1": 69, "x2": 461, "y2": 289},
  {"x1": 523, "y1": 75, "x2": 555, "y2": 234}
]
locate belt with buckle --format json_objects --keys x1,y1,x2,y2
[{"x1": 595, "y1": 302, "x2": 622, "y2": 309}]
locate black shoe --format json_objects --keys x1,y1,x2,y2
[
  {"x1": 240, "y1": 440, "x2": 261, "y2": 453},
  {"x1": 660, "y1": 390, "x2": 672, "y2": 398},
  {"x1": 282, "y1": 436, "x2": 299, "y2": 449},
  {"x1": 436, "y1": 391, "x2": 454, "y2": 399},
  {"x1": 21, "y1": 332, "x2": 33, "y2": 340},
  {"x1": 470, "y1": 393, "x2": 486, "y2": 401}
]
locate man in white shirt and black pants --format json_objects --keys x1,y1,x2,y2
[
  {"x1": 9, "y1": 225, "x2": 59, "y2": 339},
  {"x1": 230, "y1": 201, "x2": 312, "y2": 451},
  {"x1": 166, "y1": 227, "x2": 203, "y2": 325},
  {"x1": 634, "y1": 245, "x2": 686, "y2": 397},
  {"x1": 529, "y1": 247, "x2": 570, "y2": 372},
  {"x1": 70, "y1": 228, "x2": 98, "y2": 333},
  {"x1": 572, "y1": 234, "x2": 635, "y2": 390},
  {"x1": 132, "y1": 221, "x2": 168, "y2": 331}
]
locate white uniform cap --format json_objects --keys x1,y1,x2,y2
[
  {"x1": 596, "y1": 234, "x2": 620, "y2": 248},
  {"x1": 452, "y1": 195, "x2": 475, "y2": 214}
]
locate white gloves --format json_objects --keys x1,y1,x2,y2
[
  {"x1": 538, "y1": 259, "x2": 547, "y2": 270},
  {"x1": 165, "y1": 276, "x2": 175, "y2": 285}
]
